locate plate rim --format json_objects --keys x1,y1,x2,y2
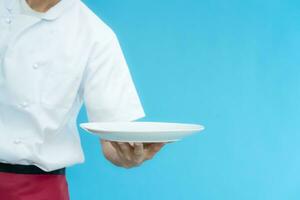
[{"x1": 79, "y1": 121, "x2": 205, "y2": 133}]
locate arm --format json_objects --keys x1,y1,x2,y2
[{"x1": 82, "y1": 30, "x2": 165, "y2": 168}]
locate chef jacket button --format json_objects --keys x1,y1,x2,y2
[
  {"x1": 5, "y1": 18, "x2": 12, "y2": 24},
  {"x1": 13, "y1": 139, "x2": 22, "y2": 144},
  {"x1": 19, "y1": 101, "x2": 29, "y2": 108},
  {"x1": 6, "y1": 8, "x2": 12, "y2": 13},
  {"x1": 32, "y1": 63, "x2": 39, "y2": 69}
]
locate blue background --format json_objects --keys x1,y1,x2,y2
[{"x1": 67, "y1": 0, "x2": 300, "y2": 200}]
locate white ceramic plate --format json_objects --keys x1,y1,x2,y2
[{"x1": 79, "y1": 122, "x2": 205, "y2": 143}]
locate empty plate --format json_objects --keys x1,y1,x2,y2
[{"x1": 79, "y1": 122, "x2": 205, "y2": 143}]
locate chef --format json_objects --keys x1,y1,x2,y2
[{"x1": 0, "y1": 0, "x2": 166, "y2": 199}]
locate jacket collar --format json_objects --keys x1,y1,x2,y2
[
  {"x1": 40, "y1": 0, "x2": 78, "y2": 20},
  {"x1": 4, "y1": 0, "x2": 78, "y2": 21}
]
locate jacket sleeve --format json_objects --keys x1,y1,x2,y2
[{"x1": 82, "y1": 33, "x2": 146, "y2": 122}]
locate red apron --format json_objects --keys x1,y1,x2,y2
[{"x1": 0, "y1": 163, "x2": 70, "y2": 200}]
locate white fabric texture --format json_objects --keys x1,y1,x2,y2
[{"x1": 0, "y1": 0, "x2": 146, "y2": 171}]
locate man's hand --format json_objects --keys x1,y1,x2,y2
[{"x1": 100, "y1": 139, "x2": 166, "y2": 168}]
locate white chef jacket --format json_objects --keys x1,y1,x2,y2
[{"x1": 0, "y1": 0, "x2": 146, "y2": 171}]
